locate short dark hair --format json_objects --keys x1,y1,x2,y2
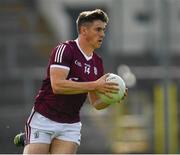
[{"x1": 76, "y1": 9, "x2": 109, "y2": 33}]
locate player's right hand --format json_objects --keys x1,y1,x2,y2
[{"x1": 94, "y1": 73, "x2": 119, "y2": 96}]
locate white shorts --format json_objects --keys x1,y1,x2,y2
[{"x1": 25, "y1": 108, "x2": 82, "y2": 145}]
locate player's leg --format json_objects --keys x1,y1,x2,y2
[
  {"x1": 24, "y1": 127, "x2": 52, "y2": 154},
  {"x1": 50, "y1": 122, "x2": 81, "y2": 154},
  {"x1": 14, "y1": 132, "x2": 50, "y2": 154},
  {"x1": 23, "y1": 143, "x2": 50, "y2": 154},
  {"x1": 24, "y1": 109, "x2": 53, "y2": 154},
  {"x1": 50, "y1": 138, "x2": 78, "y2": 154}
]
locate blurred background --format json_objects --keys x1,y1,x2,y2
[{"x1": 0, "y1": 0, "x2": 179, "y2": 153}]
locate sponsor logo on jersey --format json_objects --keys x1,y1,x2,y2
[
  {"x1": 69, "y1": 77, "x2": 79, "y2": 81},
  {"x1": 74, "y1": 60, "x2": 82, "y2": 67}
]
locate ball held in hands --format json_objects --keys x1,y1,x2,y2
[{"x1": 96, "y1": 73, "x2": 126, "y2": 105}]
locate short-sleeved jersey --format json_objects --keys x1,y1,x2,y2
[{"x1": 34, "y1": 39, "x2": 104, "y2": 123}]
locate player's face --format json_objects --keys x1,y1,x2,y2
[{"x1": 84, "y1": 20, "x2": 107, "y2": 49}]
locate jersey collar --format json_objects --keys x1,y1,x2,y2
[{"x1": 75, "y1": 38, "x2": 93, "y2": 61}]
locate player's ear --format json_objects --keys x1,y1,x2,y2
[{"x1": 80, "y1": 26, "x2": 88, "y2": 35}]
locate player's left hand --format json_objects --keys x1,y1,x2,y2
[{"x1": 118, "y1": 87, "x2": 128, "y2": 104}]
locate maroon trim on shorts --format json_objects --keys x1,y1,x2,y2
[{"x1": 25, "y1": 109, "x2": 35, "y2": 144}]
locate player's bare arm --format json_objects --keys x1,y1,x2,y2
[
  {"x1": 87, "y1": 74, "x2": 120, "y2": 110},
  {"x1": 88, "y1": 76, "x2": 123, "y2": 110},
  {"x1": 94, "y1": 74, "x2": 120, "y2": 94},
  {"x1": 88, "y1": 91, "x2": 110, "y2": 110},
  {"x1": 50, "y1": 67, "x2": 119, "y2": 95},
  {"x1": 89, "y1": 79, "x2": 128, "y2": 110}
]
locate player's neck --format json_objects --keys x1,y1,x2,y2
[{"x1": 77, "y1": 37, "x2": 94, "y2": 57}]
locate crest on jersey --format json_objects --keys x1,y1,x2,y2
[{"x1": 94, "y1": 67, "x2": 98, "y2": 75}]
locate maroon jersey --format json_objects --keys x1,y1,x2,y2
[{"x1": 34, "y1": 39, "x2": 104, "y2": 123}]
